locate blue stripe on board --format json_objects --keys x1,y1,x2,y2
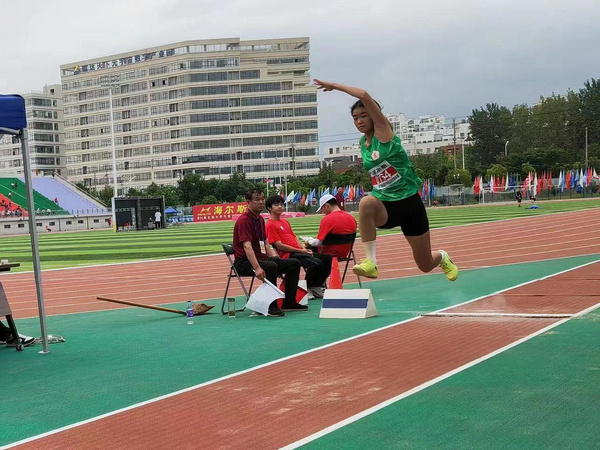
[{"x1": 322, "y1": 298, "x2": 369, "y2": 309}]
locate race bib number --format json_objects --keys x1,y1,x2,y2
[
  {"x1": 259, "y1": 240, "x2": 266, "y2": 254},
  {"x1": 370, "y1": 161, "x2": 402, "y2": 191}
]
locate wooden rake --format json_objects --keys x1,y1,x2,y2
[{"x1": 96, "y1": 297, "x2": 214, "y2": 316}]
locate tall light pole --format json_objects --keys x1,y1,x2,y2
[
  {"x1": 276, "y1": 157, "x2": 288, "y2": 211},
  {"x1": 100, "y1": 74, "x2": 120, "y2": 231},
  {"x1": 585, "y1": 127, "x2": 588, "y2": 168},
  {"x1": 504, "y1": 140, "x2": 509, "y2": 157},
  {"x1": 452, "y1": 118, "x2": 457, "y2": 170},
  {"x1": 461, "y1": 139, "x2": 466, "y2": 170}
]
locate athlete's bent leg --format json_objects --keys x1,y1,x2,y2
[
  {"x1": 353, "y1": 196, "x2": 388, "y2": 278},
  {"x1": 405, "y1": 231, "x2": 441, "y2": 273},
  {"x1": 405, "y1": 232, "x2": 458, "y2": 281}
]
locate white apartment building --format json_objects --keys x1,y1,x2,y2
[
  {"x1": 60, "y1": 37, "x2": 319, "y2": 194},
  {"x1": 0, "y1": 85, "x2": 65, "y2": 176},
  {"x1": 325, "y1": 114, "x2": 470, "y2": 161},
  {"x1": 387, "y1": 114, "x2": 470, "y2": 156}
]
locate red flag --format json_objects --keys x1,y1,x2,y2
[
  {"x1": 500, "y1": 175, "x2": 505, "y2": 191},
  {"x1": 474, "y1": 176, "x2": 480, "y2": 195},
  {"x1": 300, "y1": 194, "x2": 306, "y2": 206},
  {"x1": 277, "y1": 280, "x2": 309, "y2": 308},
  {"x1": 566, "y1": 171, "x2": 571, "y2": 188},
  {"x1": 547, "y1": 171, "x2": 552, "y2": 189}
]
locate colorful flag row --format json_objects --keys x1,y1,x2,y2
[{"x1": 282, "y1": 185, "x2": 367, "y2": 205}]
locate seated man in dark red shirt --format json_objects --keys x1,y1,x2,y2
[
  {"x1": 307, "y1": 194, "x2": 358, "y2": 259},
  {"x1": 265, "y1": 195, "x2": 332, "y2": 299},
  {"x1": 233, "y1": 188, "x2": 307, "y2": 316}
]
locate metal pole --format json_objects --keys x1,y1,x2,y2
[
  {"x1": 585, "y1": 127, "x2": 588, "y2": 168},
  {"x1": 462, "y1": 141, "x2": 465, "y2": 170},
  {"x1": 504, "y1": 140, "x2": 509, "y2": 157},
  {"x1": 109, "y1": 88, "x2": 118, "y2": 231},
  {"x1": 284, "y1": 168, "x2": 288, "y2": 212},
  {"x1": 20, "y1": 130, "x2": 49, "y2": 354},
  {"x1": 452, "y1": 118, "x2": 457, "y2": 170}
]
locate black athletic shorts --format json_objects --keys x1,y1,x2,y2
[{"x1": 377, "y1": 193, "x2": 429, "y2": 236}]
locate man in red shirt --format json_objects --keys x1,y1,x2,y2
[
  {"x1": 265, "y1": 195, "x2": 332, "y2": 298},
  {"x1": 233, "y1": 188, "x2": 307, "y2": 316},
  {"x1": 334, "y1": 187, "x2": 346, "y2": 210},
  {"x1": 307, "y1": 194, "x2": 357, "y2": 259}
]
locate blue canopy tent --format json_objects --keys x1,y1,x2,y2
[
  {"x1": 0, "y1": 95, "x2": 49, "y2": 353},
  {"x1": 164, "y1": 206, "x2": 180, "y2": 214}
]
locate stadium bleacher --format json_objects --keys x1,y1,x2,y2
[
  {"x1": 28, "y1": 177, "x2": 108, "y2": 215},
  {"x1": 0, "y1": 178, "x2": 68, "y2": 215}
]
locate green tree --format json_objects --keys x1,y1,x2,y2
[
  {"x1": 578, "y1": 78, "x2": 600, "y2": 145},
  {"x1": 97, "y1": 185, "x2": 113, "y2": 206},
  {"x1": 485, "y1": 164, "x2": 507, "y2": 180},
  {"x1": 468, "y1": 103, "x2": 512, "y2": 171},
  {"x1": 445, "y1": 169, "x2": 472, "y2": 186},
  {"x1": 176, "y1": 173, "x2": 206, "y2": 206},
  {"x1": 201, "y1": 195, "x2": 218, "y2": 205}
]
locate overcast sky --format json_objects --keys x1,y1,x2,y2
[{"x1": 1, "y1": 0, "x2": 599, "y2": 147}]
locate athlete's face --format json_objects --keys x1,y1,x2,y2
[{"x1": 352, "y1": 107, "x2": 373, "y2": 134}]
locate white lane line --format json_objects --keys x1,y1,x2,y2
[
  {"x1": 281, "y1": 317, "x2": 575, "y2": 449},
  {"x1": 424, "y1": 312, "x2": 575, "y2": 318},
  {"x1": 2, "y1": 259, "x2": 598, "y2": 450}
]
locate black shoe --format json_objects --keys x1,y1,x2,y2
[
  {"x1": 267, "y1": 306, "x2": 286, "y2": 317},
  {"x1": 6, "y1": 334, "x2": 35, "y2": 347},
  {"x1": 281, "y1": 302, "x2": 309, "y2": 312}
]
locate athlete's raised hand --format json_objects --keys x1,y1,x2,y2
[{"x1": 313, "y1": 79, "x2": 335, "y2": 91}]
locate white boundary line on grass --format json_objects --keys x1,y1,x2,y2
[{"x1": 2, "y1": 261, "x2": 599, "y2": 449}]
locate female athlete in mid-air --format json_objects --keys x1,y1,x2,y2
[{"x1": 313, "y1": 79, "x2": 458, "y2": 281}]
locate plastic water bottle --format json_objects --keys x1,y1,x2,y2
[
  {"x1": 186, "y1": 301, "x2": 194, "y2": 325},
  {"x1": 227, "y1": 297, "x2": 236, "y2": 318}
]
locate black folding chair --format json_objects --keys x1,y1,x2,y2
[
  {"x1": 221, "y1": 243, "x2": 255, "y2": 315},
  {"x1": 0, "y1": 282, "x2": 24, "y2": 351},
  {"x1": 321, "y1": 232, "x2": 362, "y2": 288}
]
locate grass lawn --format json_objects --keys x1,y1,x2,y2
[{"x1": 2, "y1": 198, "x2": 599, "y2": 272}]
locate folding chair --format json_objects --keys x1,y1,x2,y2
[
  {"x1": 0, "y1": 282, "x2": 24, "y2": 351},
  {"x1": 321, "y1": 232, "x2": 362, "y2": 288},
  {"x1": 221, "y1": 243, "x2": 255, "y2": 315}
]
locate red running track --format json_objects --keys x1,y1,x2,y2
[{"x1": 4, "y1": 208, "x2": 600, "y2": 319}]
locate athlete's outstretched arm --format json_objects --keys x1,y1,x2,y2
[{"x1": 313, "y1": 79, "x2": 393, "y2": 142}]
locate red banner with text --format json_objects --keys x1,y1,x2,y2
[{"x1": 192, "y1": 202, "x2": 248, "y2": 222}]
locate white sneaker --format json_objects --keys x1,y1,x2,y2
[{"x1": 6, "y1": 334, "x2": 35, "y2": 347}]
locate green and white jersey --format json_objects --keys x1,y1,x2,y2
[{"x1": 360, "y1": 134, "x2": 421, "y2": 202}]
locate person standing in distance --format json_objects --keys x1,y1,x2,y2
[
  {"x1": 313, "y1": 79, "x2": 458, "y2": 281},
  {"x1": 334, "y1": 187, "x2": 346, "y2": 211},
  {"x1": 154, "y1": 210, "x2": 162, "y2": 229}
]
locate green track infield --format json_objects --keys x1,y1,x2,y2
[{"x1": 1, "y1": 253, "x2": 598, "y2": 446}]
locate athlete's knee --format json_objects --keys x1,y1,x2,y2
[
  {"x1": 414, "y1": 255, "x2": 436, "y2": 273},
  {"x1": 359, "y1": 195, "x2": 379, "y2": 213},
  {"x1": 416, "y1": 261, "x2": 435, "y2": 273}
]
